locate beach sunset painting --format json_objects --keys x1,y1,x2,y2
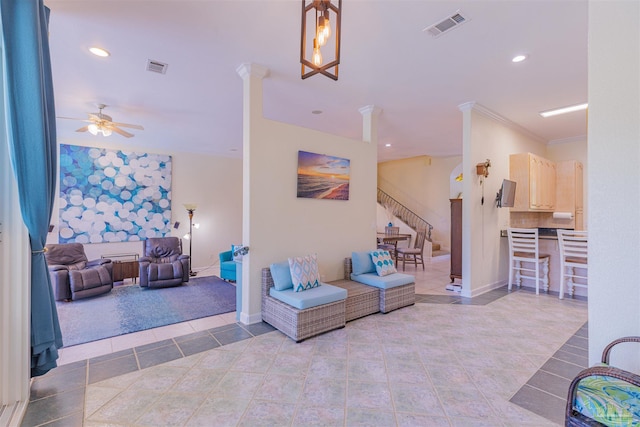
[{"x1": 297, "y1": 150, "x2": 350, "y2": 200}]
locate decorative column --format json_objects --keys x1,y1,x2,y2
[
  {"x1": 358, "y1": 105, "x2": 382, "y2": 145},
  {"x1": 236, "y1": 63, "x2": 269, "y2": 325},
  {"x1": 0, "y1": 119, "x2": 31, "y2": 424}
]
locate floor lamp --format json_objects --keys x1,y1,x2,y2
[{"x1": 184, "y1": 204, "x2": 197, "y2": 276}]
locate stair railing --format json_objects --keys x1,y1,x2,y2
[{"x1": 378, "y1": 188, "x2": 433, "y2": 242}]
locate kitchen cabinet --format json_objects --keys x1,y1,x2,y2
[
  {"x1": 450, "y1": 198, "x2": 462, "y2": 282},
  {"x1": 555, "y1": 160, "x2": 584, "y2": 230},
  {"x1": 510, "y1": 153, "x2": 556, "y2": 212}
]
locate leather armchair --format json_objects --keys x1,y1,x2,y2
[
  {"x1": 45, "y1": 243, "x2": 113, "y2": 301},
  {"x1": 139, "y1": 237, "x2": 190, "y2": 288}
]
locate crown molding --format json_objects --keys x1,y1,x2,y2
[{"x1": 458, "y1": 101, "x2": 545, "y2": 143}]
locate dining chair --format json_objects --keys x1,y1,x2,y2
[
  {"x1": 557, "y1": 229, "x2": 588, "y2": 299},
  {"x1": 507, "y1": 228, "x2": 549, "y2": 295},
  {"x1": 395, "y1": 229, "x2": 426, "y2": 271},
  {"x1": 377, "y1": 226, "x2": 400, "y2": 256}
]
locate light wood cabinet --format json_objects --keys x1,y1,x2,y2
[
  {"x1": 450, "y1": 198, "x2": 462, "y2": 282},
  {"x1": 510, "y1": 153, "x2": 556, "y2": 212},
  {"x1": 555, "y1": 160, "x2": 584, "y2": 230}
]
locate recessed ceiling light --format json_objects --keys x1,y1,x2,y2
[
  {"x1": 89, "y1": 47, "x2": 110, "y2": 57},
  {"x1": 385, "y1": 143, "x2": 391, "y2": 147},
  {"x1": 539, "y1": 103, "x2": 588, "y2": 118},
  {"x1": 512, "y1": 54, "x2": 527, "y2": 63},
  {"x1": 311, "y1": 110, "x2": 323, "y2": 115}
]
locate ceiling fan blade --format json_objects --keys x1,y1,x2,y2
[
  {"x1": 111, "y1": 122, "x2": 144, "y2": 130},
  {"x1": 57, "y1": 116, "x2": 91, "y2": 122},
  {"x1": 111, "y1": 126, "x2": 134, "y2": 138},
  {"x1": 75, "y1": 126, "x2": 89, "y2": 132}
]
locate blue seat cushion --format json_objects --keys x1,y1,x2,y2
[
  {"x1": 269, "y1": 283, "x2": 347, "y2": 310},
  {"x1": 350, "y1": 272, "x2": 414, "y2": 289},
  {"x1": 351, "y1": 251, "x2": 376, "y2": 275}
]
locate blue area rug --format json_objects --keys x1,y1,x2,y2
[{"x1": 56, "y1": 276, "x2": 236, "y2": 347}]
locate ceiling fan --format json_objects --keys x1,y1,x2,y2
[{"x1": 58, "y1": 104, "x2": 144, "y2": 138}]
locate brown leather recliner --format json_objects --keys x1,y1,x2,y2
[
  {"x1": 45, "y1": 243, "x2": 113, "y2": 301},
  {"x1": 139, "y1": 237, "x2": 190, "y2": 288}
]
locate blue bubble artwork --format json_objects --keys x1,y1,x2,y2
[{"x1": 58, "y1": 144, "x2": 172, "y2": 243}]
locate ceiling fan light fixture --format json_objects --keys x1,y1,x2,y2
[
  {"x1": 87, "y1": 123, "x2": 99, "y2": 135},
  {"x1": 89, "y1": 47, "x2": 110, "y2": 57},
  {"x1": 101, "y1": 128, "x2": 112, "y2": 137}
]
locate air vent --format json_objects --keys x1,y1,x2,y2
[
  {"x1": 423, "y1": 11, "x2": 470, "y2": 38},
  {"x1": 146, "y1": 59, "x2": 168, "y2": 74}
]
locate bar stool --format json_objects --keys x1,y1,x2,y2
[
  {"x1": 507, "y1": 228, "x2": 550, "y2": 295},
  {"x1": 557, "y1": 229, "x2": 588, "y2": 299}
]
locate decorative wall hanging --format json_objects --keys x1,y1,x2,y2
[
  {"x1": 58, "y1": 144, "x2": 172, "y2": 243},
  {"x1": 296, "y1": 150, "x2": 350, "y2": 200}
]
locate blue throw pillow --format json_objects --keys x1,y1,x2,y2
[
  {"x1": 270, "y1": 261, "x2": 294, "y2": 291},
  {"x1": 351, "y1": 251, "x2": 376, "y2": 275}
]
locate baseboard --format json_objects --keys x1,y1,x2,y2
[
  {"x1": 240, "y1": 311, "x2": 262, "y2": 325},
  {"x1": 0, "y1": 399, "x2": 28, "y2": 427}
]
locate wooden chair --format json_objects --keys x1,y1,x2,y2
[
  {"x1": 507, "y1": 228, "x2": 549, "y2": 295},
  {"x1": 395, "y1": 230, "x2": 426, "y2": 271},
  {"x1": 377, "y1": 226, "x2": 400, "y2": 256},
  {"x1": 557, "y1": 229, "x2": 588, "y2": 299}
]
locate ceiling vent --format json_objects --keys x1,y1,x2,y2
[
  {"x1": 146, "y1": 59, "x2": 168, "y2": 74},
  {"x1": 423, "y1": 11, "x2": 469, "y2": 38}
]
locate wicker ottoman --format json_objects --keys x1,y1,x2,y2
[
  {"x1": 344, "y1": 257, "x2": 416, "y2": 313},
  {"x1": 328, "y1": 279, "x2": 380, "y2": 322}
]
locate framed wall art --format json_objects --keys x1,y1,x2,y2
[
  {"x1": 296, "y1": 150, "x2": 350, "y2": 200},
  {"x1": 58, "y1": 144, "x2": 172, "y2": 243}
]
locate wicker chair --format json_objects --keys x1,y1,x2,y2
[
  {"x1": 344, "y1": 257, "x2": 415, "y2": 313},
  {"x1": 261, "y1": 268, "x2": 346, "y2": 342},
  {"x1": 566, "y1": 336, "x2": 640, "y2": 426}
]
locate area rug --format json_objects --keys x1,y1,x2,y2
[{"x1": 56, "y1": 276, "x2": 236, "y2": 347}]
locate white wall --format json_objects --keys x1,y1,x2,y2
[
  {"x1": 46, "y1": 141, "x2": 242, "y2": 275},
  {"x1": 377, "y1": 155, "x2": 462, "y2": 250},
  {"x1": 588, "y1": 0, "x2": 640, "y2": 369},
  {"x1": 239, "y1": 65, "x2": 378, "y2": 323},
  {"x1": 460, "y1": 103, "x2": 547, "y2": 297}
]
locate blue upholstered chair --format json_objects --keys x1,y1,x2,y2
[{"x1": 219, "y1": 249, "x2": 236, "y2": 282}]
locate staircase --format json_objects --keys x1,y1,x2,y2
[{"x1": 377, "y1": 188, "x2": 445, "y2": 254}]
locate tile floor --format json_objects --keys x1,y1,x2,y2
[{"x1": 22, "y1": 256, "x2": 589, "y2": 426}]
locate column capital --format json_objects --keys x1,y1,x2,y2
[
  {"x1": 358, "y1": 105, "x2": 382, "y2": 117},
  {"x1": 236, "y1": 63, "x2": 270, "y2": 80}
]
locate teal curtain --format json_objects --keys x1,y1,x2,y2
[{"x1": 1, "y1": 0, "x2": 62, "y2": 376}]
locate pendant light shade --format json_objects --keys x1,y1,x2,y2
[{"x1": 300, "y1": 0, "x2": 342, "y2": 80}]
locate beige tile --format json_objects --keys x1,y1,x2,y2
[
  {"x1": 110, "y1": 329, "x2": 157, "y2": 352},
  {"x1": 59, "y1": 339, "x2": 113, "y2": 364},
  {"x1": 151, "y1": 321, "x2": 196, "y2": 340}
]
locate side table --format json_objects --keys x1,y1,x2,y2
[{"x1": 102, "y1": 253, "x2": 139, "y2": 284}]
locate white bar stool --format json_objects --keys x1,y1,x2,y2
[
  {"x1": 507, "y1": 228, "x2": 550, "y2": 295},
  {"x1": 557, "y1": 229, "x2": 588, "y2": 299}
]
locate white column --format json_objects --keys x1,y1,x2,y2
[
  {"x1": 236, "y1": 63, "x2": 269, "y2": 324},
  {"x1": 0, "y1": 95, "x2": 31, "y2": 425},
  {"x1": 358, "y1": 105, "x2": 382, "y2": 145}
]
